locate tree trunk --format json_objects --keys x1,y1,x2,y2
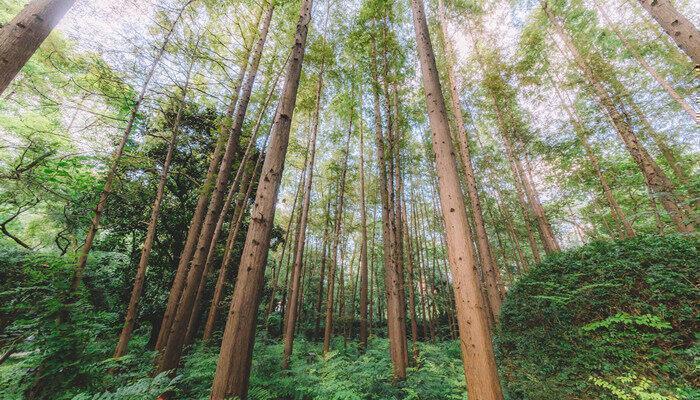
[
  {"x1": 282, "y1": 57, "x2": 324, "y2": 369},
  {"x1": 155, "y1": 4, "x2": 258, "y2": 352},
  {"x1": 265, "y1": 167, "x2": 305, "y2": 330},
  {"x1": 158, "y1": 2, "x2": 274, "y2": 374},
  {"x1": 114, "y1": 48, "x2": 197, "y2": 358},
  {"x1": 322, "y1": 133, "x2": 351, "y2": 354},
  {"x1": 209, "y1": 0, "x2": 313, "y2": 395},
  {"x1": 66, "y1": 4, "x2": 187, "y2": 313},
  {"x1": 201, "y1": 60, "x2": 285, "y2": 342},
  {"x1": 370, "y1": 39, "x2": 408, "y2": 379},
  {"x1": 637, "y1": 0, "x2": 700, "y2": 67},
  {"x1": 0, "y1": 0, "x2": 76, "y2": 94},
  {"x1": 410, "y1": 0, "x2": 504, "y2": 397},
  {"x1": 314, "y1": 194, "x2": 332, "y2": 339},
  {"x1": 592, "y1": 0, "x2": 698, "y2": 122},
  {"x1": 358, "y1": 94, "x2": 370, "y2": 351},
  {"x1": 437, "y1": 0, "x2": 504, "y2": 317},
  {"x1": 400, "y1": 191, "x2": 419, "y2": 362},
  {"x1": 546, "y1": 4, "x2": 693, "y2": 233}
]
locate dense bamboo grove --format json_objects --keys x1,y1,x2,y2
[{"x1": 0, "y1": 0, "x2": 697, "y2": 399}]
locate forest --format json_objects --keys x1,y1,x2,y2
[{"x1": 0, "y1": 0, "x2": 698, "y2": 398}]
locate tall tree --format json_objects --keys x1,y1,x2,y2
[
  {"x1": 209, "y1": 0, "x2": 314, "y2": 396},
  {"x1": 410, "y1": 0, "x2": 504, "y2": 397},
  {"x1": 113, "y1": 36, "x2": 199, "y2": 358},
  {"x1": 157, "y1": 2, "x2": 275, "y2": 373},
  {"x1": 544, "y1": 2, "x2": 694, "y2": 233},
  {"x1": 437, "y1": 0, "x2": 504, "y2": 316},
  {"x1": 0, "y1": 0, "x2": 77, "y2": 94},
  {"x1": 282, "y1": 52, "x2": 324, "y2": 369},
  {"x1": 64, "y1": 3, "x2": 189, "y2": 313}
]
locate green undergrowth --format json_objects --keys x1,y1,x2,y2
[{"x1": 495, "y1": 234, "x2": 699, "y2": 400}]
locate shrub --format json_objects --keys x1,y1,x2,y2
[{"x1": 495, "y1": 234, "x2": 699, "y2": 399}]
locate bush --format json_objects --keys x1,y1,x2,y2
[{"x1": 495, "y1": 234, "x2": 699, "y2": 400}]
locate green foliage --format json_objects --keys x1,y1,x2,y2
[{"x1": 495, "y1": 234, "x2": 699, "y2": 399}]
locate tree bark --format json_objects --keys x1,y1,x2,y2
[
  {"x1": 410, "y1": 0, "x2": 505, "y2": 397},
  {"x1": 437, "y1": 0, "x2": 504, "y2": 316},
  {"x1": 637, "y1": 0, "x2": 700, "y2": 67},
  {"x1": 358, "y1": 92, "x2": 370, "y2": 351},
  {"x1": 0, "y1": 0, "x2": 76, "y2": 94},
  {"x1": 209, "y1": 0, "x2": 313, "y2": 395},
  {"x1": 114, "y1": 47, "x2": 196, "y2": 358},
  {"x1": 282, "y1": 57, "x2": 324, "y2": 368},
  {"x1": 546, "y1": 4, "x2": 693, "y2": 233},
  {"x1": 199, "y1": 55, "x2": 286, "y2": 342},
  {"x1": 155, "y1": 4, "x2": 258, "y2": 352},
  {"x1": 370, "y1": 38, "x2": 408, "y2": 379},
  {"x1": 592, "y1": 0, "x2": 698, "y2": 122},
  {"x1": 314, "y1": 194, "x2": 332, "y2": 339},
  {"x1": 158, "y1": 2, "x2": 274, "y2": 373}
]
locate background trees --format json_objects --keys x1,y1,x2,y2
[{"x1": 0, "y1": 0, "x2": 696, "y2": 398}]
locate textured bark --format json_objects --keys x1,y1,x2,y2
[
  {"x1": 209, "y1": 0, "x2": 313, "y2": 395},
  {"x1": 66, "y1": 4, "x2": 187, "y2": 311},
  {"x1": 158, "y1": 3, "x2": 274, "y2": 373},
  {"x1": 200, "y1": 62, "x2": 284, "y2": 341},
  {"x1": 155, "y1": 5, "x2": 257, "y2": 352},
  {"x1": 370, "y1": 39, "x2": 408, "y2": 379},
  {"x1": 322, "y1": 133, "x2": 351, "y2": 354},
  {"x1": 546, "y1": 4, "x2": 693, "y2": 233},
  {"x1": 358, "y1": 97, "x2": 369, "y2": 351},
  {"x1": 114, "y1": 50, "x2": 196, "y2": 358},
  {"x1": 0, "y1": 0, "x2": 76, "y2": 94},
  {"x1": 592, "y1": 0, "x2": 698, "y2": 122},
  {"x1": 637, "y1": 0, "x2": 700, "y2": 66},
  {"x1": 438, "y1": 0, "x2": 503, "y2": 316},
  {"x1": 282, "y1": 58, "x2": 324, "y2": 369},
  {"x1": 410, "y1": 0, "x2": 504, "y2": 397}
]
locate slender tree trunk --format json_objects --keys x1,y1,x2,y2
[
  {"x1": 410, "y1": 196, "x2": 429, "y2": 340},
  {"x1": 282, "y1": 57, "x2": 324, "y2": 369},
  {"x1": 437, "y1": 0, "x2": 504, "y2": 316},
  {"x1": 158, "y1": 3, "x2": 274, "y2": 374},
  {"x1": 114, "y1": 49, "x2": 197, "y2": 358},
  {"x1": 400, "y1": 193, "x2": 419, "y2": 362},
  {"x1": 265, "y1": 168, "x2": 305, "y2": 329},
  {"x1": 66, "y1": 4, "x2": 188, "y2": 312},
  {"x1": 358, "y1": 95, "x2": 370, "y2": 351},
  {"x1": 546, "y1": 4, "x2": 693, "y2": 233},
  {"x1": 410, "y1": 0, "x2": 504, "y2": 397},
  {"x1": 322, "y1": 134, "x2": 351, "y2": 354},
  {"x1": 521, "y1": 153, "x2": 560, "y2": 253},
  {"x1": 368, "y1": 209, "x2": 377, "y2": 336},
  {"x1": 201, "y1": 144, "x2": 265, "y2": 342},
  {"x1": 637, "y1": 0, "x2": 700, "y2": 66},
  {"x1": 314, "y1": 195, "x2": 332, "y2": 339},
  {"x1": 592, "y1": 0, "x2": 698, "y2": 122},
  {"x1": 155, "y1": 5, "x2": 258, "y2": 352},
  {"x1": 370, "y1": 37, "x2": 408, "y2": 379},
  {"x1": 0, "y1": 0, "x2": 76, "y2": 94},
  {"x1": 201, "y1": 60, "x2": 285, "y2": 341},
  {"x1": 210, "y1": 0, "x2": 313, "y2": 395}
]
